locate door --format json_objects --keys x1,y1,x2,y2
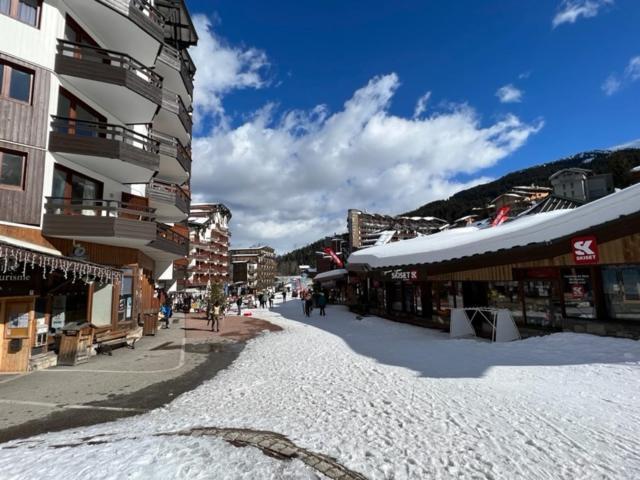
[{"x1": 0, "y1": 299, "x2": 34, "y2": 372}]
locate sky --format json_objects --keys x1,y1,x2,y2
[{"x1": 185, "y1": 0, "x2": 640, "y2": 253}]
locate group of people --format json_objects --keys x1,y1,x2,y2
[{"x1": 302, "y1": 290, "x2": 328, "y2": 317}]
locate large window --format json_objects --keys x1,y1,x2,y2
[
  {"x1": 0, "y1": 60, "x2": 34, "y2": 103},
  {"x1": 561, "y1": 268, "x2": 595, "y2": 319},
  {"x1": 488, "y1": 281, "x2": 524, "y2": 324},
  {"x1": 603, "y1": 266, "x2": 640, "y2": 321},
  {"x1": 57, "y1": 88, "x2": 106, "y2": 136},
  {"x1": 0, "y1": 0, "x2": 41, "y2": 27},
  {"x1": 0, "y1": 149, "x2": 26, "y2": 190}
]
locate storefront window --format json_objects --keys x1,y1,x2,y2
[
  {"x1": 487, "y1": 281, "x2": 523, "y2": 324},
  {"x1": 414, "y1": 284, "x2": 422, "y2": 314},
  {"x1": 603, "y1": 266, "x2": 640, "y2": 320},
  {"x1": 432, "y1": 282, "x2": 454, "y2": 317},
  {"x1": 561, "y1": 268, "x2": 595, "y2": 319},
  {"x1": 390, "y1": 281, "x2": 403, "y2": 312},
  {"x1": 403, "y1": 284, "x2": 415, "y2": 314},
  {"x1": 523, "y1": 281, "x2": 563, "y2": 328}
]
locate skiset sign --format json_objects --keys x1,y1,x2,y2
[{"x1": 571, "y1": 236, "x2": 599, "y2": 265}]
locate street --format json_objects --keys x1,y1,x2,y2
[{"x1": 0, "y1": 299, "x2": 639, "y2": 479}]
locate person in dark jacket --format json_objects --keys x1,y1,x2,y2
[
  {"x1": 317, "y1": 293, "x2": 327, "y2": 316},
  {"x1": 160, "y1": 303, "x2": 172, "y2": 329},
  {"x1": 236, "y1": 296, "x2": 242, "y2": 315}
]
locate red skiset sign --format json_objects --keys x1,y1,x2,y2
[{"x1": 571, "y1": 236, "x2": 599, "y2": 265}]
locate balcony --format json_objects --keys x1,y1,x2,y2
[
  {"x1": 62, "y1": 0, "x2": 165, "y2": 65},
  {"x1": 43, "y1": 198, "x2": 188, "y2": 260},
  {"x1": 147, "y1": 179, "x2": 190, "y2": 222},
  {"x1": 157, "y1": 0, "x2": 198, "y2": 49},
  {"x1": 151, "y1": 131, "x2": 190, "y2": 183},
  {"x1": 55, "y1": 40, "x2": 162, "y2": 123},
  {"x1": 156, "y1": 44, "x2": 195, "y2": 105},
  {"x1": 154, "y1": 89, "x2": 193, "y2": 145},
  {"x1": 49, "y1": 116, "x2": 160, "y2": 184}
]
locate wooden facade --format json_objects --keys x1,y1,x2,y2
[{"x1": 0, "y1": 52, "x2": 51, "y2": 226}]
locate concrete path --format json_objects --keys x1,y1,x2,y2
[{"x1": 0, "y1": 312, "x2": 280, "y2": 442}]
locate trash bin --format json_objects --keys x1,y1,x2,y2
[
  {"x1": 142, "y1": 312, "x2": 159, "y2": 336},
  {"x1": 58, "y1": 322, "x2": 93, "y2": 366}
]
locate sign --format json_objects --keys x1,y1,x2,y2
[
  {"x1": 492, "y1": 206, "x2": 511, "y2": 227},
  {"x1": 385, "y1": 269, "x2": 418, "y2": 281},
  {"x1": 572, "y1": 236, "x2": 599, "y2": 265},
  {"x1": 571, "y1": 285, "x2": 585, "y2": 299}
]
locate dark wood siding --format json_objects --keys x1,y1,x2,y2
[
  {"x1": 42, "y1": 214, "x2": 156, "y2": 241},
  {"x1": 0, "y1": 54, "x2": 51, "y2": 148},
  {"x1": 0, "y1": 55, "x2": 50, "y2": 226},
  {"x1": 0, "y1": 142, "x2": 45, "y2": 226}
]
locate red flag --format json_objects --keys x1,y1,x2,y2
[
  {"x1": 323, "y1": 247, "x2": 344, "y2": 268},
  {"x1": 492, "y1": 206, "x2": 510, "y2": 227}
]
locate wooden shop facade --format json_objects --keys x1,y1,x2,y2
[{"x1": 348, "y1": 183, "x2": 640, "y2": 339}]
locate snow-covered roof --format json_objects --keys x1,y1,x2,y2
[
  {"x1": 348, "y1": 182, "x2": 640, "y2": 269},
  {"x1": 374, "y1": 230, "x2": 396, "y2": 246},
  {"x1": 631, "y1": 165, "x2": 640, "y2": 173},
  {"x1": 314, "y1": 268, "x2": 348, "y2": 282}
]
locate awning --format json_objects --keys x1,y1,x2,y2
[
  {"x1": 0, "y1": 241, "x2": 121, "y2": 285},
  {"x1": 313, "y1": 268, "x2": 348, "y2": 283}
]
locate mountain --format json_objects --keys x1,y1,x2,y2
[
  {"x1": 277, "y1": 148, "x2": 640, "y2": 271},
  {"x1": 403, "y1": 148, "x2": 640, "y2": 221}
]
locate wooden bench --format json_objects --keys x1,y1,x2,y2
[{"x1": 94, "y1": 329, "x2": 133, "y2": 356}]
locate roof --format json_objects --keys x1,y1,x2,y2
[
  {"x1": 314, "y1": 268, "x2": 348, "y2": 282},
  {"x1": 549, "y1": 168, "x2": 592, "y2": 180},
  {"x1": 632, "y1": 166, "x2": 640, "y2": 173},
  {"x1": 348, "y1": 182, "x2": 640, "y2": 270}
]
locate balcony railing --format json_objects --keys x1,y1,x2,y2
[
  {"x1": 51, "y1": 116, "x2": 160, "y2": 155},
  {"x1": 57, "y1": 39, "x2": 162, "y2": 90},
  {"x1": 148, "y1": 179, "x2": 190, "y2": 212},
  {"x1": 156, "y1": 222, "x2": 189, "y2": 247},
  {"x1": 161, "y1": 89, "x2": 193, "y2": 133},
  {"x1": 152, "y1": 131, "x2": 191, "y2": 173},
  {"x1": 131, "y1": 0, "x2": 165, "y2": 29},
  {"x1": 45, "y1": 198, "x2": 156, "y2": 221},
  {"x1": 158, "y1": 44, "x2": 195, "y2": 97}
]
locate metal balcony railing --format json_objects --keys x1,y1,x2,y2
[{"x1": 45, "y1": 197, "x2": 156, "y2": 221}]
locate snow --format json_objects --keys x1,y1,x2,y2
[
  {"x1": 1, "y1": 301, "x2": 639, "y2": 479},
  {"x1": 313, "y1": 268, "x2": 348, "y2": 282},
  {"x1": 349, "y1": 182, "x2": 640, "y2": 269},
  {"x1": 632, "y1": 165, "x2": 640, "y2": 173}
]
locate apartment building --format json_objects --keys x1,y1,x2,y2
[
  {"x1": 230, "y1": 246, "x2": 277, "y2": 292},
  {"x1": 180, "y1": 203, "x2": 231, "y2": 293},
  {"x1": 0, "y1": 0, "x2": 197, "y2": 371},
  {"x1": 347, "y1": 209, "x2": 447, "y2": 252}
]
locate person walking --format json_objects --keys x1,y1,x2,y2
[
  {"x1": 236, "y1": 296, "x2": 242, "y2": 315},
  {"x1": 282, "y1": 290, "x2": 287, "y2": 303},
  {"x1": 211, "y1": 302, "x2": 221, "y2": 332},
  {"x1": 268, "y1": 292, "x2": 274, "y2": 308},
  {"x1": 318, "y1": 292, "x2": 327, "y2": 316},
  {"x1": 160, "y1": 302, "x2": 172, "y2": 329},
  {"x1": 304, "y1": 291, "x2": 313, "y2": 317}
]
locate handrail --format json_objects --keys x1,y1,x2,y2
[
  {"x1": 51, "y1": 116, "x2": 160, "y2": 155},
  {"x1": 150, "y1": 131, "x2": 191, "y2": 170},
  {"x1": 45, "y1": 197, "x2": 157, "y2": 222},
  {"x1": 57, "y1": 39, "x2": 162, "y2": 88},
  {"x1": 156, "y1": 222, "x2": 189, "y2": 245},
  {"x1": 149, "y1": 179, "x2": 191, "y2": 205},
  {"x1": 131, "y1": 0, "x2": 165, "y2": 27}
]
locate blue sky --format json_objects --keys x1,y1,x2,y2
[{"x1": 186, "y1": 0, "x2": 640, "y2": 252}]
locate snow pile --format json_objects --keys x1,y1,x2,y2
[
  {"x1": 349, "y1": 181, "x2": 640, "y2": 268},
  {"x1": 1, "y1": 301, "x2": 639, "y2": 479}
]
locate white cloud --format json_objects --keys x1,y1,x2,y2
[
  {"x1": 189, "y1": 15, "x2": 270, "y2": 129},
  {"x1": 601, "y1": 74, "x2": 621, "y2": 96},
  {"x1": 552, "y1": 0, "x2": 614, "y2": 28},
  {"x1": 602, "y1": 55, "x2": 640, "y2": 96},
  {"x1": 191, "y1": 74, "x2": 543, "y2": 252},
  {"x1": 413, "y1": 91, "x2": 431, "y2": 118},
  {"x1": 496, "y1": 84, "x2": 524, "y2": 103}
]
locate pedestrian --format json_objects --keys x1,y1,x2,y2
[
  {"x1": 211, "y1": 301, "x2": 221, "y2": 332},
  {"x1": 160, "y1": 302, "x2": 172, "y2": 329},
  {"x1": 282, "y1": 290, "x2": 287, "y2": 303},
  {"x1": 318, "y1": 292, "x2": 327, "y2": 316},
  {"x1": 304, "y1": 291, "x2": 313, "y2": 317},
  {"x1": 268, "y1": 292, "x2": 274, "y2": 308},
  {"x1": 236, "y1": 296, "x2": 242, "y2": 315}
]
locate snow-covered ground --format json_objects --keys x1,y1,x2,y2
[{"x1": 1, "y1": 300, "x2": 640, "y2": 479}]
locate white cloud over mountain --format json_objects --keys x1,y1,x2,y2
[
  {"x1": 189, "y1": 18, "x2": 543, "y2": 253},
  {"x1": 552, "y1": 0, "x2": 614, "y2": 28}
]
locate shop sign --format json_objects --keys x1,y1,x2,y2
[
  {"x1": 385, "y1": 269, "x2": 418, "y2": 281},
  {"x1": 572, "y1": 236, "x2": 599, "y2": 265}
]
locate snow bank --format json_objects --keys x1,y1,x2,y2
[{"x1": 1, "y1": 301, "x2": 639, "y2": 479}]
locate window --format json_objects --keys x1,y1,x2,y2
[
  {"x1": 603, "y1": 266, "x2": 640, "y2": 321},
  {"x1": 0, "y1": 149, "x2": 26, "y2": 189},
  {"x1": 0, "y1": 0, "x2": 41, "y2": 27},
  {"x1": 0, "y1": 61, "x2": 34, "y2": 103}
]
